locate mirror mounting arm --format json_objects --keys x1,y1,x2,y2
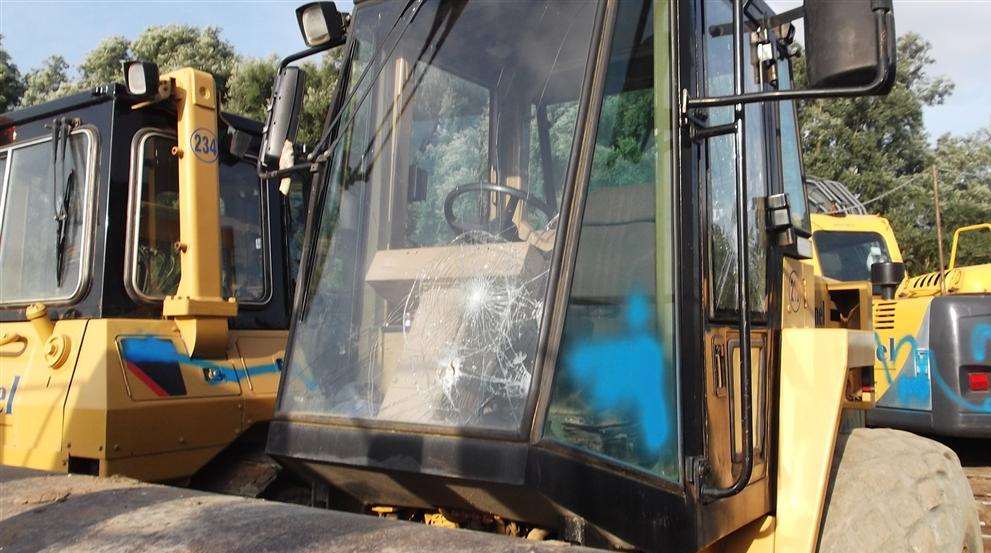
[
  {"x1": 278, "y1": 36, "x2": 347, "y2": 72},
  {"x1": 683, "y1": 5, "x2": 893, "y2": 114}
]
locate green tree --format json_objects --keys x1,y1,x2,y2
[
  {"x1": 20, "y1": 55, "x2": 73, "y2": 106},
  {"x1": 0, "y1": 36, "x2": 25, "y2": 111},
  {"x1": 887, "y1": 127, "x2": 991, "y2": 273},
  {"x1": 78, "y1": 36, "x2": 131, "y2": 88},
  {"x1": 798, "y1": 33, "x2": 954, "y2": 213},
  {"x1": 795, "y1": 33, "x2": 991, "y2": 274},
  {"x1": 131, "y1": 25, "x2": 237, "y2": 87}
]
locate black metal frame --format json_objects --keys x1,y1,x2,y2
[{"x1": 0, "y1": 88, "x2": 296, "y2": 331}]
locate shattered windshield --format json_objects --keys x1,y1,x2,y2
[{"x1": 279, "y1": 0, "x2": 599, "y2": 431}]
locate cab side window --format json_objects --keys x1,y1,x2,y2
[
  {"x1": 704, "y1": 0, "x2": 769, "y2": 316},
  {"x1": 132, "y1": 133, "x2": 268, "y2": 303},
  {"x1": 544, "y1": 0, "x2": 679, "y2": 481}
]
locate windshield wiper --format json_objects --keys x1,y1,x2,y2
[{"x1": 47, "y1": 117, "x2": 79, "y2": 287}]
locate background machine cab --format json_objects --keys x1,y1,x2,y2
[{"x1": 0, "y1": 68, "x2": 300, "y2": 486}]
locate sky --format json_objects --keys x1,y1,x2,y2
[{"x1": 1, "y1": 0, "x2": 988, "y2": 140}]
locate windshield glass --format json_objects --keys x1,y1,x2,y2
[
  {"x1": 280, "y1": 0, "x2": 599, "y2": 432},
  {"x1": 813, "y1": 230, "x2": 892, "y2": 281},
  {"x1": 0, "y1": 132, "x2": 92, "y2": 304}
]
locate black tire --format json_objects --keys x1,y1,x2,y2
[{"x1": 818, "y1": 428, "x2": 983, "y2": 553}]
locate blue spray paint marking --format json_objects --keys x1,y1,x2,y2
[
  {"x1": 874, "y1": 333, "x2": 932, "y2": 410},
  {"x1": 876, "y1": 332, "x2": 991, "y2": 414},
  {"x1": 4, "y1": 375, "x2": 19, "y2": 414},
  {"x1": 120, "y1": 337, "x2": 280, "y2": 385},
  {"x1": 563, "y1": 293, "x2": 671, "y2": 454},
  {"x1": 973, "y1": 323, "x2": 991, "y2": 362}
]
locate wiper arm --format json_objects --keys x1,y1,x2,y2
[{"x1": 46, "y1": 116, "x2": 79, "y2": 287}]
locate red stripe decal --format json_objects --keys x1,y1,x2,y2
[{"x1": 126, "y1": 361, "x2": 170, "y2": 397}]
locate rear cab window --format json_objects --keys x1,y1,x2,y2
[{"x1": 129, "y1": 131, "x2": 269, "y2": 304}]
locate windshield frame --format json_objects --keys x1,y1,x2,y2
[
  {"x1": 813, "y1": 229, "x2": 893, "y2": 282},
  {"x1": 0, "y1": 127, "x2": 99, "y2": 308},
  {"x1": 124, "y1": 128, "x2": 274, "y2": 307},
  {"x1": 276, "y1": 0, "x2": 611, "y2": 441}
]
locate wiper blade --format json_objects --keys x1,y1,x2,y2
[{"x1": 46, "y1": 116, "x2": 79, "y2": 287}]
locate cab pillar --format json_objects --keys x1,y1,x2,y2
[{"x1": 160, "y1": 68, "x2": 237, "y2": 357}]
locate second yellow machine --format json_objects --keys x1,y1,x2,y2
[{"x1": 0, "y1": 66, "x2": 302, "y2": 489}]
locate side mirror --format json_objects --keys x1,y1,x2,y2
[
  {"x1": 260, "y1": 66, "x2": 307, "y2": 170},
  {"x1": 805, "y1": 0, "x2": 897, "y2": 93},
  {"x1": 870, "y1": 261, "x2": 905, "y2": 300}
]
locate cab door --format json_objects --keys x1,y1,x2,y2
[{"x1": 697, "y1": 0, "x2": 775, "y2": 494}]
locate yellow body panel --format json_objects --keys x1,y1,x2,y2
[{"x1": 1, "y1": 317, "x2": 285, "y2": 481}]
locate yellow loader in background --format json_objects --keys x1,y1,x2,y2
[{"x1": 0, "y1": 65, "x2": 302, "y2": 494}]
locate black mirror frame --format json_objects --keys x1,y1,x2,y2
[{"x1": 683, "y1": 0, "x2": 895, "y2": 112}]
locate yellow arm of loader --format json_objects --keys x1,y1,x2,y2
[
  {"x1": 159, "y1": 68, "x2": 237, "y2": 358},
  {"x1": 773, "y1": 328, "x2": 874, "y2": 553}
]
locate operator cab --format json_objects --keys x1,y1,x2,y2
[
  {"x1": 266, "y1": 0, "x2": 896, "y2": 550},
  {"x1": 0, "y1": 87, "x2": 299, "y2": 328}
]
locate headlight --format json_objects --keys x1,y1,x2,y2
[
  {"x1": 295, "y1": 2, "x2": 345, "y2": 47},
  {"x1": 123, "y1": 61, "x2": 160, "y2": 97}
]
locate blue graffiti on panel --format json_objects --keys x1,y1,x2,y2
[
  {"x1": 563, "y1": 292, "x2": 671, "y2": 455},
  {"x1": 875, "y1": 334, "x2": 932, "y2": 411},
  {"x1": 120, "y1": 336, "x2": 280, "y2": 389},
  {"x1": 876, "y1": 332, "x2": 991, "y2": 414},
  {"x1": 973, "y1": 323, "x2": 991, "y2": 363}
]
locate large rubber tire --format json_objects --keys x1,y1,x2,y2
[{"x1": 818, "y1": 428, "x2": 983, "y2": 553}]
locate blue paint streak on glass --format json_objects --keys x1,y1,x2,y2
[
  {"x1": 973, "y1": 323, "x2": 991, "y2": 363},
  {"x1": 563, "y1": 293, "x2": 671, "y2": 454},
  {"x1": 120, "y1": 336, "x2": 280, "y2": 386}
]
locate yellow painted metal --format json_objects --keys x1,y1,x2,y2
[
  {"x1": 948, "y1": 223, "x2": 991, "y2": 270},
  {"x1": 772, "y1": 328, "x2": 874, "y2": 553},
  {"x1": 1, "y1": 315, "x2": 285, "y2": 482},
  {"x1": 159, "y1": 68, "x2": 237, "y2": 358}
]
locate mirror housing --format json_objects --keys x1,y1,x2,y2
[
  {"x1": 805, "y1": 0, "x2": 896, "y2": 92},
  {"x1": 260, "y1": 66, "x2": 306, "y2": 169},
  {"x1": 870, "y1": 261, "x2": 906, "y2": 300},
  {"x1": 295, "y1": 2, "x2": 346, "y2": 47}
]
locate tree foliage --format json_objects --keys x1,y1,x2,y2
[
  {"x1": 0, "y1": 36, "x2": 25, "y2": 112},
  {"x1": 20, "y1": 55, "x2": 72, "y2": 106},
  {"x1": 797, "y1": 33, "x2": 990, "y2": 274},
  {"x1": 11, "y1": 25, "x2": 339, "y2": 151}
]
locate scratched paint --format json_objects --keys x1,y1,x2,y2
[
  {"x1": 560, "y1": 293, "x2": 672, "y2": 456},
  {"x1": 120, "y1": 337, "x2": 280, "y2": 386}
]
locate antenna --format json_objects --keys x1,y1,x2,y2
[{"x1": 931, "y1": 166, "x2": 947, "y2": 296}]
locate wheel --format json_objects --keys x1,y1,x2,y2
[{"x1": 818, "y1": 427, "x2": 983, "y2": 553}]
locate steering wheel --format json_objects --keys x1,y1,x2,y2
[{"x1": 444, "y1": 182, "x2": 554, "y2": 240}]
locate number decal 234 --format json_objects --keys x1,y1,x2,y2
[{"x1": 190, "y1": 128, "x2": 218, "y2": 163}]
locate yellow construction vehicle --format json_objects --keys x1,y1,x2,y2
[
  {"x1": 0, "y1": 64, "x2": 301, "y2": 491},
  {"x1": 0, "y1": 1, "x2": 982, "y2": 552},
  {"x1": 811, "y1": 194, "x2": 991, "y2": 440},
  {"x1": 260, "y1": 0, "x2": 979, "y2": 550}
]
